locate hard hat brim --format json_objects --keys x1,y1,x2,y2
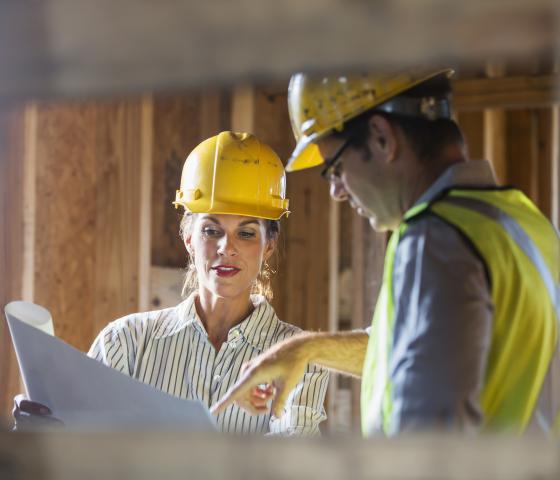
[
  {"x1": 285, "y1": 140, "x2": 325, "y2": 173},
  {"x1": 174, "y1": 200, "x2": 290, "y2": 220}
]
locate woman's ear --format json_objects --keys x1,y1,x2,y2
[
  {"x1": 263, "y1": 238, "x2": 276, "y2": 263},
  {"x1": 184, "y1": 235, "x2": 194, "y2": 257}
]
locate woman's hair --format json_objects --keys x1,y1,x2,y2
[{"x1": 179, "y1": 212, "x2": 280, "y2": 301}]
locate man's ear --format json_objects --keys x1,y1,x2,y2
[{"x1": 367, "y1": 114, "x2": 398, "y2": 163}]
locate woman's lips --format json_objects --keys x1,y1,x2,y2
[{"x1": 212, "y1": 265, "x2": 241, "y2": 278}]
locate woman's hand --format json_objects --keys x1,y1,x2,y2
[
  {"x1": 12, "y1": 394, "x2": 64, "y2": 430},
  {"x1": 211, "y1": 336, "x2": 309, "y2": 418}
]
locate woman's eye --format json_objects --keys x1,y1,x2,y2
[
  {"x1": 202, "y1": 227, "x2": 221, "y2": 237},
  {"x1": 238, "y1": 230, "x2": 256, "y2": 239}
]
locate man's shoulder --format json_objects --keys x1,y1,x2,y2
[{"x1": 396, "y1": 212, "x2": 490, "y2": 288}]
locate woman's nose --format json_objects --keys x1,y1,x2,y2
[
  {"x1": 329, "y1": 177, "x2": 349, "y2": 202},
  {"x1": 217, "y1": 235, "x2": 237, "y2": 256}
]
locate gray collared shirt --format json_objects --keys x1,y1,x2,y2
[{"x1": 387, "y1": 160, "x2": 496, "y2": 434}]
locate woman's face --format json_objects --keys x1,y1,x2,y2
[{"x1": 186, "y1": 214, "x2": 275, "y2": 300}]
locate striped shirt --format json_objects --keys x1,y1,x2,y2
[{"x1": 88, "y1": 293, "x2": 329, "y2": 435}]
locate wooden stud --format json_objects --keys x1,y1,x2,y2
[
  {"x1": 231, "y1": 85, "x2": 255, "y2": 133},
  {"x1": 483, "y1": 62, "x2": 508, "y2": 184},
  {"x1": 457, "y1": 111, "x2": 484, "y2": 160},
  {"x1": 0, "y1": 105, "x2": 26, "y2": 422},
  {"x1": 506, "y1": 110, "x2": 539, "y2": 199},
  {"x1": 138, "y1": 95, "x2": 153, "y2": 312},
  {"x1": 22, "y1": 105, "x2": 37, "y2": 302}
]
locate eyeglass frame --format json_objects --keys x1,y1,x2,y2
[{"x1": 320, "y1": 138, "x2": 353, "y2": 181}]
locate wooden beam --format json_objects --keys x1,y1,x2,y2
[
  {"x1": 454, "y1": 74, "x2": 560, "y2": 111},
  {"x1": 0, "y1": 0, "x2": 558, "y2": 99},
  {"x1": 138, "y1": 96, "x2": 153, "y2": 312},
  {"x1": 0, "y1": 105, "x2": 26, "y2": 423},
  {"x1": 1, "y1": 431, "x2": 560, "y2": 479}
]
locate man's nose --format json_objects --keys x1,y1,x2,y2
[
  {"x1": 329, "y1": 178, "x2": 349, "y2": 202},
  {"x1": 217, "y1": 235, "x2": 238, "y2": 256}
]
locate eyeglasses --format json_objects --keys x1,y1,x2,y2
[{"x1": 320, "y1": 139, "x2": 352, "y2": 182}]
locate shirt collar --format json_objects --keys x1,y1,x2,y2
[
  {"x1": 153, "y1": 292, "x2": 280, "y2": 351},
  {"x1": 413, "y1": 160, "x2": 497, "y2": 208}
]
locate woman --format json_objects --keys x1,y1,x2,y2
[{"x1": 14, "y1": 131, "x2": 328, "y2": 436}]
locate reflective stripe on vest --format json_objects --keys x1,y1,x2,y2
[{"x1": 361, "y1": 188, "x2": 560, "y2": 436}]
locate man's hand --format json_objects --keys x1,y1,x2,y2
[{"x1": 211, "y1": 336, "x2": 309, "y2": 418}]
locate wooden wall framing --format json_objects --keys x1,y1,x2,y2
[{"x1": 0, "y1": 64, "x2": 558, "y2": 428}]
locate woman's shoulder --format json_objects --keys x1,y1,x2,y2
[{"x1": 100, "y1": 304, "x2": 184, "y2": 339}]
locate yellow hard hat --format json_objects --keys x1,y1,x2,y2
[
  {"x1": 173, "y1": 131, "x2": 290, "y2": 220},
  {"x1": 286, "y1": 68, "x2": 454, "y2": 172}
]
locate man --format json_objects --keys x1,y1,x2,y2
[{"x1": 212, "y1": 69, "x2": 560, "y2": 436}]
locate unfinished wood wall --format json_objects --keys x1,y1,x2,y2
[
  {"x1": 0, "y1": 64, "x2": 558, "y2": 426},
  {"x1": 0, "y1": 106, "x2": 26, "y2": 427},
  {"x1": 0, "y1": 99, "x2": 153, "y2": 423}
]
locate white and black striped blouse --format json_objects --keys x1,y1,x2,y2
[{"x1": 88, "y1": 293, "x2": 329, "y2": 435}]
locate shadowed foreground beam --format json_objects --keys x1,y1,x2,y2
[{"x1": 0, "y1": 0, "x2": 558, "y2": 100}]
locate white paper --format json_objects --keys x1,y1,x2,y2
[
  {"x1": 5, "y1": 301, "x2": 54, "y2": 336},
  {"x1": 5, "y1": 303, "x2": 216, "y2": 431}
]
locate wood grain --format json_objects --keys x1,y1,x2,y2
[
  {"x1": 0, "y1": 106, "x2": 26, "y2": 424},
  {"x1": 32, "y1": 99, "x2": 146, "y2": 350}
]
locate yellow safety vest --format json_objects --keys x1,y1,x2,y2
[{"x1": 361, "y1": 187, "x2": 560, "y2": 435}]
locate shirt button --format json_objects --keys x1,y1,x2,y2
[
  {"x1": 231, "y1": 330, "x2": 241, "y2": 339},
  {"x1": 213, "y1": 375, "x2": 221, "y2": 384}
]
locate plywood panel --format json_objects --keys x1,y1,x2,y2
[
  {"x1": 91, "y1": 101, "x2": 145, "y2": 334},
  {"x1": 279, "y1": 168, "x2": 331, "y2": 331},
  {"x1": 0, "y1": 106, "x2": 26, "y2": 423},
  {"x1": 151, "y1": 91, "x2": 232, "y2": 274},
  {"x1": 33, "y1": 102, "x2": 98, "y2": 350},
  {"x1": 151, "y1": 95, "x2": 202, "y2": 269},
  {"x1": 33, "y1": 99, "x2": 145, "y2": 351}
]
